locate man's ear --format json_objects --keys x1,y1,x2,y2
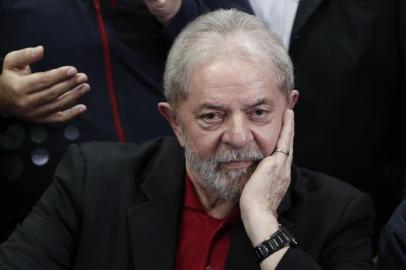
[
  {"x1": 288, "y1": 90, "x2": 299, "y2": 109},
  {"x1": 158, "y1": 102, "x2": 186, "y2": 146}
]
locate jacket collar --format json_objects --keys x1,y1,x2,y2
[{"x1": 127, "y1": 138, "x2": 186, "y2": 270}]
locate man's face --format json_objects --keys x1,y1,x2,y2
[{"x1": 160, "y1": 58, "x2": 297, "y2": 201}]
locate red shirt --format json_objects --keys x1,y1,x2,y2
[{"x1": 175, "y1": 174, "x2": 239, "y2": 270}]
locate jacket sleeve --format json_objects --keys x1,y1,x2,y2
[
  {"x1": 162, "y1": 0, "x2": 253, "y2": 39},
  {"x1": 0, "y1": 144, "x2": 86, "y2": 270},
  {"x1": 376, "y1": 200, "x2": 406, "y2": 270},
  {"x1": 276, "y1": 194, "x2": 375, "y2": 270}
]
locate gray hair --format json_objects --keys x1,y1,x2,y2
[{"x1": 164, "y1": 9, "x2": 294, "y2": 107}]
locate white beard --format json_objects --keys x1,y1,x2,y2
[{"x1": 185, "y1": 143, "x2": 264, "y2": 202}]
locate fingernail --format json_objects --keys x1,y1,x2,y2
[
  {"x1": 80, "y1": 84, "x2": 91, "y2": 94},
  {"x1": 76, "y1": 73, "x2": 87, "y2": 83},
  {"x1": 77, "y1": 105, "x2": 87, "y2": 113},
  {"x1": 66, "y1": 67, "x2": 77, "y2": 77},
  {"x1": 31, "y1": 46, "x2": 42, "y2": 57}
]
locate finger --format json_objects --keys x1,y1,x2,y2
[
  {"x1": 39, "y1": 104, "x2": 87, "y2": 124},
  {"x1": 3, "y1": 46, "x2": 44, "y2": 70},
  {"x1": 30, "y1": 84, "x2": 90, "y2": 117},
  {"x1": 274, "y1": 109, "x2": 294, "y2": 158},
  {"x1": 22, "y1": 66, "x2": 78, "y2": 93},
  {"x1": 286, "y1": 110, "x2": 295, "y2": 167},
  {"x1": 27, "y1": 73, "x2": 88, "y2": 107}
]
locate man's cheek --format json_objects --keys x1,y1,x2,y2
[
  {"x1": 261, "y1": 137, "x2": 280, "y2": 156},
  {"x1": 268, "y1": 126, "x2": 284, "y2": 154}
]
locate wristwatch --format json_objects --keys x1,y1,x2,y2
[{"x1": 253, "y1": 226, "x2": 298, "y2": 263}]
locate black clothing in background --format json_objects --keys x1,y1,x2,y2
[{"x1": 287, "y1": 0, "x2": 405, "y2": 239}]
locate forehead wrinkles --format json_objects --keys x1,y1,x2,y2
[
  {"x1": 189, "y1": 60, "x2": 278, "y2": 101},
  {"x1": 192, "y1": 59, "x2": 271, "y2": 84},
  {"x1": 197, "y1": 79, "x2": 269, "y2": 93},
  {"x1": 190, "y1": 83, "x2": 273, "y2": 109}
]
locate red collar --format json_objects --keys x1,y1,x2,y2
[{"x1": 184, "y1": 173, "x2": 240, "y2": 224}]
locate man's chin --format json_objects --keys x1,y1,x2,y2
[{"x1": 219, "y1": 168, "x2": 252, "y2": 186}]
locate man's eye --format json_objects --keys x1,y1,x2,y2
[
  {"x1": 204, "y1": 113, "x2": 217, "y2": 120},
  {"x1": 250, "y1": 109, "x2": 270, "y2": 121},
  {"x1": 252, "y1": 109, "x2": 269, "y2": 117},
  {"x1": 199, "y1": 112, "x2": 223, "y2": 124},
  {"x1": 254, "y1": 109, "x2": 265, "y2": 116}
]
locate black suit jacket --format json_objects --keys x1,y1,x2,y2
[
  {"x1": 288, "y1": 0, "x2": 405, "y2": 235},
  {"x1": 0, "y1": 137, "x2": 374, "y2": 269}
]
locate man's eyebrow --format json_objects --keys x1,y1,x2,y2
[
  {"x1": 193, "y1": 103, "x2": 229, "y2": 114},
  {"x1": 243, "y1": 98, "x2": 275, "y2": 110}
]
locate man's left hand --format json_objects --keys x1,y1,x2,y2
[{"x1": 240, "y1": 109, "x2": 294, "y2": 245}]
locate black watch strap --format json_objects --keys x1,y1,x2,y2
[{"x1": 253, "y1": 226, "x2": 298, "y2": 263}]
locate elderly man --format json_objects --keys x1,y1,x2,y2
[{"x1": 0, "y1": 9, "x2": 374, "y2": 270}]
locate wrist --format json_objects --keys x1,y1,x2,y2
[{"x1": 241, "y1": 208, "x2": 279, "y2": 246}]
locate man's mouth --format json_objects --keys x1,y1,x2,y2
[{"x1": 220, "y1": 160, "x2": 254, "y2": 170}]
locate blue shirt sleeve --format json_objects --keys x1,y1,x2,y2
[{"x1": 377, "y1": 199, "x2": 406, "y2": 269}]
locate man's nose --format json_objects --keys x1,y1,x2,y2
[{"x1": 222, "y1": 113, "x2": 253, "y2": 149}]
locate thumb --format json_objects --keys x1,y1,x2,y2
[{"x1": 3, "y1": 46, "x2": 44, "y2": 70}]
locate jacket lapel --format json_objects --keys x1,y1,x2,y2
[
  {"x1": 127, "y1": 138, "x2": 186, "y2": 270},
  {"x1": 127, "y1": 190, "x2": 183, "y2": 270},
  {"x1": 290, "y1": 0, "x2": 324, "y2": 42}
]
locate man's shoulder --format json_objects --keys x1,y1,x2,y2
[
  {"x1": 56, "y1": 136, "x2": 183, "y2": 185},
  {"x1": 71, "y1": 136, "x2": 181, "y2": 165},
  {"x1": 52, "y1": 136, "x2": 184, "y2": 203},
  {"x1": 292, "y1": 165, "x2": 370, "y2": 206},
  {"x1": 287, "y1": 166, "x2": 374, "y2": 252}
]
